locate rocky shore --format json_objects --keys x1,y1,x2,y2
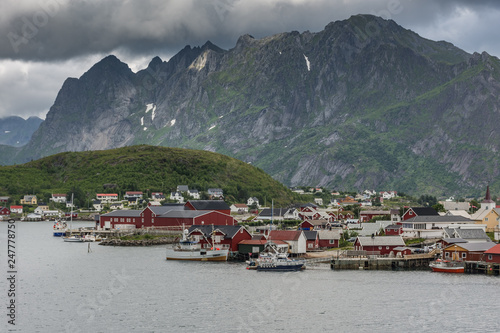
[{"x1": 99, "y1": 237, "x2": 177, "y2": 246}]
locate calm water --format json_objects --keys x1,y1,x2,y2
[{"x1": 1, "y1": 221, "x2": 500, "y2": 332}]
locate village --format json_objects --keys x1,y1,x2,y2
[{"x1": 1, "y1": 185, "x2": 500, "y2": 273}]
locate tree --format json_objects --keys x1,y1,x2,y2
[{"x1": 432, "y1": 203, "x2": 445, "y2": 213}]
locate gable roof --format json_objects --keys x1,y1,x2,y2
[
  {"x1": 317, "y1": 229, "x2": 341, "y2": 240},
  {"x1": 484, "y1": 244, "x2": 500, "y2": 255},
  {"x1": 404, "y1": 216, "x2": 472, "y2": 223},
  {"x1": 356, "y1": 236, "x2": 405, "y2": 247},
  {"x1": 453, "y1": 228, "x2": 491, "y2": 240},
  {"x1": 409, "y1": 207, "x2": 439, "y2": 216},
  {"x1": 258, "y1": 208, "x2": 288, "y2": 217},
  {"x1": 186, "y1": 200, "x2": 230, "y2": 211},
  {"x1": 101, "y1": 210, "x2": 142, "y2": 217},
  {"x1": 444, "y1": 242, "x2": 496, "y2": 252},
  {"x1": 303, "y1": 230, "x2": 318, "y2": 240},
  {"x1": 268, "y1": 230, "x2": 304, "y2": 241}
]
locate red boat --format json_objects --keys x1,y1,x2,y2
[{"x1": 429, "y1": 259, "x2": 464, "y2": 273}]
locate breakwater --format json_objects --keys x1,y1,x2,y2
[{"x1": 99, "y1": 237, "x2": 177, "y2": 246}]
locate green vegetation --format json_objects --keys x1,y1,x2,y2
[
  {"x1": 405, "y1": 238, "x2": 425, "y2": 245},
  {"x1": 0, "y1": 145, "x2": 301, "y2": 207}
]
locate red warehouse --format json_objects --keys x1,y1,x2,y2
[
  {"x1": 187, "y1": 225, "x2": 252, "y2": 253},
  {"x1": 353, "y1": 236, "x2": 405, "y2": 256}
]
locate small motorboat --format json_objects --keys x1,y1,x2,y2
[{"x1": 429, "y1": 259, "x2": 464, "y2": 273}]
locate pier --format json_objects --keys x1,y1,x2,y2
[{"x1": 464, "y1": 261, "x2": 500, "y2": 275}]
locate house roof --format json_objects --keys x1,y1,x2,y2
[
  {"x1": 444, "y1": 242, "x2": 496, "y2": 252},
  {"x1": 268, "y1": 230, "x2": 304, "y2": 241},
  {"x1": 356, "y1": 236, "x2": 405, "y2": 247},
  {"x1": 360, "y1": 210, "x2": 389, "y2": 215},
  {"x1": 186, "y1": 200, "x2": 230, "y2": 211},
  {"x1": 408, "y1": 207, "x2": 439, "y2": 216},
  {"x1": 453, "y1": 228, "x2": 491, "y2": 240},
  {"x1": 303, "y1": 230, "x2": 318, "y2": 240},
  {"x1": 471, "y1": 207, "x2": 498, "y2": 220},
  {"x1": 148, "y1": 205, "x2": 185, "y2": 216},
  {"x1": 188, "y1": 225, "x2": 246, "y2": 239},
  {"x1": 317, "y1": 229, "x2": 341, "y2": 240},
  {"x1": 385, "y1": 224, "x2": 402, "y2": 230},
  {"x1": 233, "y1": 204, "x2": 248, "y2": 208},
  {"x1": 177, "y1": 185, "x2": 189, "y2": 192},
  {"x1": 258, "y1": 208, "x2": 287, "y2": 217},
  {"x1": 441, "y1": 238, "x2": 469, "y2": 244},
  {"x1": 161, "y1": 210, "x2": 210, "y2": 218},
  {"x1": 404, "y1": 216, "x2": 472, "y2": 223},
  {"x1": 239, "y1": 239, "x2": 287, "y2": 245},
  {"x1": 101, "y1": 210, "x2": 142, "y2": 217},
  {"x1": 484, "y1": 244, "x2": 500, "y2": 255}
]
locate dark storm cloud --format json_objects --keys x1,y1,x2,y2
[
  {"x1": 1, "y1": 0, "x2": 500, "y2": 119},
  {"x1": 1, "y1": 0, "x2": 500, "y2": 62}
]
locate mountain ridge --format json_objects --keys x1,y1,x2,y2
[{"x1": 2, "y1": 14, "x2": 500, "y2": 197}]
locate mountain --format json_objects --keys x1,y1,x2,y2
[
  {"x1": 0, "y1": 145, "x2": 298, "y2": 206},
  {"x1": 0, "y1": 116, "x2": 43, "y2": 147},
  {"x1": 3, "y1": 14, "x2": 500, "y2": 196}
]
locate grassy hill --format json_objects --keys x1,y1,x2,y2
[{"x1": 0, "y1": 145, "x2": 300, "y2": 207}]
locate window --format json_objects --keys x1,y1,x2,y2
[
  {"x1": 386, "y1": 246, "x2": 389, "y2": 250},
  {"x1": 485, "y1": 218, "x2": 489, "y2": 222},
  {"x1": 308, "y1": 243, "x2": 313, "y2": 248},
  {"x1": 445, "y1": 252, "x2": 449, "y2": 258},
  {"x1": 462, "y1": 253, "x2": 466, "y2": 259},
  {"x1": 329, "y1": 239, "x2": 335, "y2": 244},
  {"x1": 489, "y1": 255, "x2": 493, "y2": 260},
  {"x1": 378, "y1": 246, "x2": 382, "y2": 250},
  {"x1": 152, "y1": 218, "x2": 154, "y2": 224}
]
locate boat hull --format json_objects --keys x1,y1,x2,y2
[
  {"x1": 430, "y1": 266, "x2": 464, "y2": 273},
  {"x1": 256, "y1": 264, "x2": 305, "y2": 271},
  {"x1": 429, "y1": 260, "x2": 464, "y2": 273},
  {"x1": 53, "y1": 232, "x2": 66, "y2": 237}
]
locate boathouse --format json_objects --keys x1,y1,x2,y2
[
  {"x1": 187, "y1": 225, "x2": 252, "y2": 252},
  {"x1": 442, "y1": 242, "x2": 496, "y2": 261},
  {"x1": 99, "y1": 201, "x2": 235, "y2": 229},
  {"x1": 265, "y1": 230, "x2": 307, "y2": 254},
  {"x1": 184, "y1": 200, "x2": 230, "y2": 215},
  {"x1": 317, "y1": 229, "x2": 341, "y2": 248},
  {"x1": 483, "y1": 244, "x2": 500, "y2": 263},
  {"x1": 353, "y1": 236, "x2": 405, "y2": 256}
]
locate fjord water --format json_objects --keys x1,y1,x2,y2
[{"x1": 1, "y1": 222, "x2": 499, "y2": 332}]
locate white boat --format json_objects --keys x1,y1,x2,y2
[
  {"x1": 63, "y1": 235, "x2": 84, "y2": 242},
  {"x1": 166, "y1": 229, "x2": 229, "y2": 261}
]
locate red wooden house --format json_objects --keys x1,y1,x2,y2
[
  {"x1": 385, "y1": 224, "x2": 403, "y2": 235},
  {"x1": 443, "y1": 242, "x2": 496, "y2": 261},
  {"x1": 353, "y1": 236, "x2": 405, "y2": 255},
  {"x1": 298, "y1": 219, "x2": 332, "y2": 230},
  {"x1": 99, "y1": 204, "x2": 235, "y2": 229},
  {"x1": 402, "y1": 207, "x2": 439, "y2": 221},
  {"x1": 359, "y1": 210, "x2": 390, "y2": 222},
  {"x1": 187, "y1": 225, "x2": 252, "y2": 252},
  {"x1": 304, "y1": 230, "x2": 319, "y2": 251},
  {"x1": 0, "y1": 207, "x2": 10, "y2": 215},
  {"x1": 318, "y1": 229, "x2": 341, "y2": 248},
  {"x1": 483, "y1": 244, "x2": 500, "y2": 263}
]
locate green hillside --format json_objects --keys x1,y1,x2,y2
[{"x1": 0, "y1": 145, "x2": 299, "y2": 207}]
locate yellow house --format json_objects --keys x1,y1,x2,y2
[
  {"x1": 472, "y1": 208, "x2": 499, "y2": 232},
  {"x1": 20, "y1": 195, "x2": 37, "y2": 205},
  {"x1": 471, "y1": 186, "x2": 499, "y2": 232}
]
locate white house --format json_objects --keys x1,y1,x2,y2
[
  {"x1": 188, "y1": 189, "x2": 200, "y2": 199},
  {"x1": 230, "y1": 204, "x2": 249, "y2": 213},
  {"x1": 402, "y1": 216, "x2": 475, "y2": 238},
  {"x1": 314, "y1": 198, "x2": 324, "y2": 206},
  {"x1": 208, "y1": 188, "x2": 224, "y2": 199},
  {"x1": 170, "y1": 191, "x2": 184, "y2": 203},
  {"x1": 96, "y1": 193, "x2": 118, "y2": 203},
  {"x1": 50, "y1": 194, "x2": 67, "y2": 203},
  {"x1": 247, "y1": 197, "x2": 260, "y2": 207}
]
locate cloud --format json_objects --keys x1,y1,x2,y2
[{"x1": 1, "y1": 0, "x2": 500, "y2": 119}]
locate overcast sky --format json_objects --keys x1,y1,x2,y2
[{"x1": 1, "y1": 0, "x2": 500, "y2": 120}]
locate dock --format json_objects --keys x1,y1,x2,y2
[{"x1": 464, "y1": 261, "x2": 500, "y2": 275}]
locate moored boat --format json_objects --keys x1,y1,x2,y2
[
  {"x1": 63, "y1": 235, "x2": 84, "y2": 243},
  {"x1": 166, "y1": 229, "x2": 229, "y2": 261},
  {"x1": 246, "y1": 241, "x2": 305, "y2": 271},
  {"x1": 429, "y1": 259, "x2": 464, "y2": 273},
  {"x1": 53, "y1": 220, "x2": 68, "y2": 237}
]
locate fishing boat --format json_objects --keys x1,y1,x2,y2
[
  {"x1": 246, "y1": 242, "x2": 306, "y2": 271},
  {"x1": 165, "y1": 229, "x2": 229, "y2": 261},
  {"x1": 53, "y1": 220, "x2": 68, "y2": 237},
  {"x1": 429, "y1": 259, "x2": 465, "y2": 273}
]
